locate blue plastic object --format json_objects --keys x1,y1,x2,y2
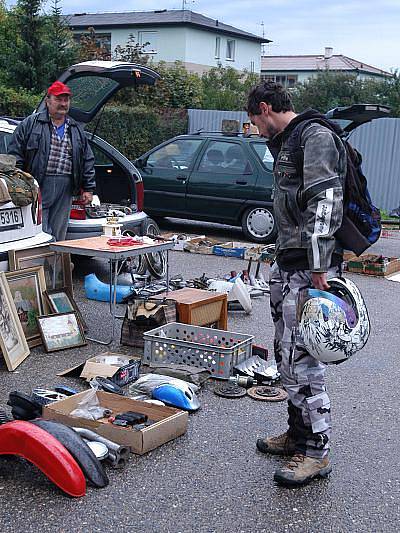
[
  {"x1": 84, "y1": 273, "x2": 134, "y2": 303},
  {"x1": 152, "y1": 383, "x2": 200, "y2": 412}
]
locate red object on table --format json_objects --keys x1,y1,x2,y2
[{"x1": 107, "y1": 237, "x2": 142, "y2": 246}]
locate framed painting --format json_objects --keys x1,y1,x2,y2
[
  {"x1": 44, "y1": 287, "x2": 88, "y2": 332},
  {"x1": 5, "y1": 266, "x2": 47, "y2": 348},
  {"x1": 37, "y1": 312, "x2": 86, "y2": 353},
  {"x1": 0, "y1": 272, "x2": 30, "y2": 370},
  {"x1": 8, "y1": 245, "x2": 73, "y2": 294}
]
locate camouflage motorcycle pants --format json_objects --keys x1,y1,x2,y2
[{"x1": 269, "y1": 261, "x2": 340, "y2": 459}]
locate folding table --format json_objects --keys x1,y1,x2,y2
[{"x1": 51, "y1": 236, "x2": 174, "y2": 345}]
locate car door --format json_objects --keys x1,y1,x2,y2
[
  {"x1": 139, "y1": 138, "x2": 203, "y2": 216},
  {"x1": 325, "y1": 104, "x2": 391, "y2": 134},
  {"x1": 186, "y1": 139, "x2": 258, "y2": 223},
  {"x1": 35, "y1": 61, "x2": 160, "y2": 124}
]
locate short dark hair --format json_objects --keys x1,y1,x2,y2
[{"x1": 246, "y1": 81, "x2": 294, "y2": 115}]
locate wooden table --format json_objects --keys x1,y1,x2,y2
[
  {"x1": 51, "y1": 236, "x2": 174, "y2": 344},
  {"x1": 155, "y1": 287, "x2": 228, "y2": 330}
]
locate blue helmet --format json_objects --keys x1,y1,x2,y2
[{"x1": 152, "y1": 383, "x2": 200, "y2": 411}]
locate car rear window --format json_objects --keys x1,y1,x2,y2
[{"x1": 250, "y1": 142, "x2": 274, "y2": 171}]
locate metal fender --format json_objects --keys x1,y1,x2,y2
[
  {"x1": 31, "y1": 419, "x2": 109, "y2": 488},
  {"x1": 0, "y1": 420, "x2": 86, "y2": 497}
]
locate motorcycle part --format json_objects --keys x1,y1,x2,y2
[
  {"x1": 143, "y1": 219, "x2": 166, "y2": 279},
  {"x1": 93, "y1": 377, "x2": 125, "y2": 395},
  {"x1": 31, "y1": 419, "x2": 109, "y2": 489},
  {"x1": 84, "y1": 441, "x2": 109, "y2": 461},
  {"x1": 112, "y1": 419, "x2": 128, "y2": 427},
  {"x1": 152, "y1": 383, "x2": 200, "y2": 411},
  {"x1": 32, "y1": 389, "x2": 68, "y2": 406},
  {"x1": 72, "y1": 427, "x2": 130, "y2": 469},
  {"x1": 84, "y1": 273, "x2": 134, "y2": 303},
  {"x1": 7, "y1": 391, "x2": 42, "y2": 420},
  {"x1": 0, "y1": 421, "x2": 86, "y2": 497},
  {"x1": 54, "y1": 385, "x2": 78, "y2": 396},
  {"x1": 0, "y1": 409, "x2": 10, "y2": 425},
  {"x1": 214, "y1": 383, "x2": 247, "y2": 399},
  {"x1": 228, "y1": 376, "x2": 255, "y2": 389},
  {"x1": 247, "y1": 386, "x2": 288, "y2": 402},
  {"x1": 115, "y1": 411, "x2": 148, "y2": 426}
]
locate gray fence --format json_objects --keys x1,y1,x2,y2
[{"x1": 188, "y1": 110, "x2": 400, "y2": 212}]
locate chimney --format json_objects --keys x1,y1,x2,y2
[{"x1": 324, "y1": 47, "x2": 333, "y2": 59}]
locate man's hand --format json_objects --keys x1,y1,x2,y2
[
  {"x1": 81, "y1": 191, "x2": 93, "y2": 205},
  {"x1": 311, "y1": 272, "x2": 330, "y2": 290}
]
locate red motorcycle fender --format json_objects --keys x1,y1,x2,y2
[{"x1": 0, "y1": 420, "x2": 86, "y2": 497}]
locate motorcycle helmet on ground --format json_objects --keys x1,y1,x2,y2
[
  {"x1": 297, "y1": 277, "x2": 370, "y2": 364},
  {"x1": 152, "y1": 382, "x2": 200, "y2": 411}
]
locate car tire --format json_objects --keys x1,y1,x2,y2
[{"x1": 241, "y1": 206, "x2": 277, "y2": 243}]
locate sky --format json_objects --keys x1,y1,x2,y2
[{"x1": 6, "y1": 0, "x2": 400, "y2": 72}]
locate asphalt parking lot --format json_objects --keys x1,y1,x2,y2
[{"x1": 0, "y1": 222, "x2": 400, "y2": 533}]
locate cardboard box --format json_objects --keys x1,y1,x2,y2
[
  {"x1": 345, "y1": 254, "x2": 400, "y2": 277},
  {"x1": 183, "y1": 237, "x2": 222, "y2": 255},
  {"x1": 161, "y1": 233, "x2": 206, "y2": 251},
  {"x1": 212, "y1": 242, "x2": 245, "y2": 259},
  {"x1": 58, "y1": 352, "x2": 141, "y2": 387},
  {"x1": 43, "y1": 390, "x2": 188, "y2": 454}
]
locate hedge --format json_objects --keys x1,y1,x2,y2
[
  {"x1": 87, "y1": 105, "x2": 188, "y2": 160},
  {"x1": 0, "y1": 84, "x2": 40, "y2": 118}
]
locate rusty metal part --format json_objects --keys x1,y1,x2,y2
[
  {"x1": 214, "y1": 383, "x2": 247, "y2": 398},
  {"x1": 247, "y1": 386, "x2": 288, "y2": 402}
]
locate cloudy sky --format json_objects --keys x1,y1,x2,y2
[{"x1": 7, "y1": 0, "x2": 400, "y2": 71}]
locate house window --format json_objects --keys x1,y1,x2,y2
[
  {"x1": 74, "y1": 32, "x2": 111, "y2": 55},
  {"x1": 215, "y1": 37, "x2": 221, "y2": 59},
  {"x1": 260, "y1": 74, "x2": 298, "y2": 87},
  {"x1": 226, "y1": 39, "x2": 235, "y2": 60},
  {"x1": 138, "y1": 31, "x2": 158, "y2": 54}
]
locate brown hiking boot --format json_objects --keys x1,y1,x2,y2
[
  {"x1": 256, "y1": 431, "x2": 296, "y2": 456},
  {"x1": 274, "y1": 454, "x2": 332, "y2": 487}
]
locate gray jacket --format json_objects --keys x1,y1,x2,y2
[
  {"x1": 272, "y1": 119, "x2": 346, "y2": 272},
  {"x1": 7, "y1": 109, "x2": 95, "y2": 195}
]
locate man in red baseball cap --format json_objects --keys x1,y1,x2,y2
[{"x1": 7, "y1": 80, "x2": 95, "y2": 241}]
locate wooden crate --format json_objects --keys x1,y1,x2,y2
[
  {"x1": 345, "y1": 254, "x2": 400, "y2": 277},
  {"x1": 155, "y1": 288, "x2": 228, "y2": 330}
]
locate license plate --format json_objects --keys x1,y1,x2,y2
[{"x1": 0, "y1": 207, "x2": 24, "y2": 231}]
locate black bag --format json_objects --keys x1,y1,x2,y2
[
  {"x1": 289, "y1": 117, "x2": 381, "y2": 256},
  {"x1": 120, "y1": 297, "x2": 176, "y2": 349}
]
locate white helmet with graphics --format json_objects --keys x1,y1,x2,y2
[{"x1": 297, "y1": 277, "x2": 370, "y2": 364}]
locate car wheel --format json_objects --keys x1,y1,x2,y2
[
  {"x1": 241, "y1": 206, "x2": 277, "y2": 243},
  {"x1": 141, "y1": 218, "x2": 167, "y2": 279},
  {"x1": 122, "y1": 230, "x2": 147, "y2": 275}
]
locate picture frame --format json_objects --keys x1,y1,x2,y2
[
  {"x1": 36, "y1": 311, "x2": 86, "y2": 353},
  {"x1": 5, "y1": 266, "x2": 48, "y2": 348},
  {"x1": 44, "y1": 287, "x2": 88, "y2": 332},
  {"x1": 0, "y1": 272, "x2": 30, "y2": 370},
  {"x1": 8, "y1": 245, "x2": 73, "y2": 294}
]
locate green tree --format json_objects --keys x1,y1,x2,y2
[
  {"x1": 78, "y1": 27, "x2": 110, "y2": 61},
  {"x1": 113, "y1": 33, "x2": 150, "y2": 65},
  {"x1": 8, "y1": 0, "x2": 47, "y2": 92},
  {"x1": 43, "y1": 0, "x2": 78, "y2": 84},
  {"x1": 291, "y1": 71, "x2": 400, "y2": 116},
  {"x1": 201, "y1": 66, "x2": 260, "y2": 110}
]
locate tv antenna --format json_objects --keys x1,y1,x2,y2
[
  {"x1": 261, "y1": 21, "x2": 266, "y2": 55},
  {"x1": 182, "y1": 0, "x2": 195, "y2": 9}
]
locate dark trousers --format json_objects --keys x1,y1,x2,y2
[{"x1": 41, "y1": 174, "x2": 72, "y2": 241}]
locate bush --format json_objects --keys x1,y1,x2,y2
[
  {"x1": 0, "y1": 84, "x2": 40, "y2": 118},
  {"x1": 87, "y1": 105, "x2": 188, "y2": 159}
]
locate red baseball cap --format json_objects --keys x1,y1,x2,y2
[{"x1": 47, "y1": 81, "x2": 72, "y2": 96}]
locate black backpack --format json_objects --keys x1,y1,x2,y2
[{"x1": 288, "y1": 117, "x2": 381, "y2": 256}]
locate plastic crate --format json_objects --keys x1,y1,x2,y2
[{"x1": 143, "y1": 322, "x2": 253, "y2": 379}]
